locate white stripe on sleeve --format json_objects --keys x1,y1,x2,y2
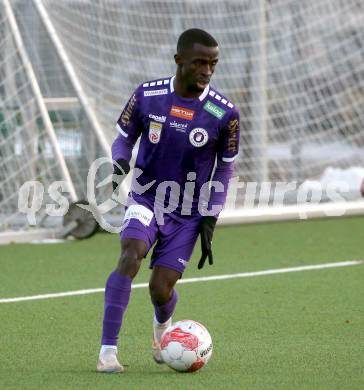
[
  {"x1": 222, "y1": 155, "x2": 238, "y2": 163},
  {"x1": 116, "y1": 123, "x2": 128, "y2": 138}
]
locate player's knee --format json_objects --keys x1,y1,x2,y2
[
  {"x1": 116, "y1": 246, "x2": 143, "y2": 279},
  {"x1": 149, "y1": 279, "x2": 171, "y2": 305}
]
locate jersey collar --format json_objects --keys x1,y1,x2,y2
[{"x1": 170, "y1": 76, "x2": 210, "y2": 102}]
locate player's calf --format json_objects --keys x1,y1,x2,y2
[
  {"x1": 149, "y1": 268, "x2": 180, "y2": 364},
  {"x1": 98, "y1": 238, "x2": 147, "y2": 373}
]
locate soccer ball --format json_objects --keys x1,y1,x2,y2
[{"x1": 160, "y1": 320, "x2": 213, "y2": 372}]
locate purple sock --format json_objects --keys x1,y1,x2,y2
[
  {"x1": 101, "y1": 272, "x2": 132, "y2": 346},
  {"x1": 154, "y1": 289, "x2": 179, "y2": 324}
]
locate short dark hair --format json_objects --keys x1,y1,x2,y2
[{"x1": 177, "y1": 28, "x2": 218, "y2": 54}]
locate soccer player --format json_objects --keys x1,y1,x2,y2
[{"x1": 97, "y1": 28, "x2": 240, "y2": 373}]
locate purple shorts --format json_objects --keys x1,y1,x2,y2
[{"x1": 120, "y1": 195, "x2": 201, "y2": 274}]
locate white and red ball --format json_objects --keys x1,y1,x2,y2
[{"x1": 160, "y1": 320, "x2": 213, "y2": 372}]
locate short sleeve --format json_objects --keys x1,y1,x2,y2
[
  {"x1": 115, "y1": 86, "x2": 143, "y2": 145},
  {"x1": 217, "y1": 107, "x2": 240, "y2": 163}
]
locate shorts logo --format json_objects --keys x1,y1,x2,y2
[
  {"x1": 170, "y1": 105, "x2": 195, "y2": 120},
  {"x1": 189, "y1": 128, "x2": 208, "y2": 147},
  {"x1": 177, "y1": 258, "x2": 187, "y2": 266},
  {"x1": 123, "y1": 204, "x2": 153, "y2": 226},
  {"x1": 144, "y1": 89, "x2": 168, "y2": 97},
  {"x1": 149, "y1": 121, "x2": 162, "y2": 144},
  {"x1": 149, "y1": 113, "x2": 166, "y2": 123},
  {"x1": 203, "y1": 100, "x2": 226, "y2": 119}
]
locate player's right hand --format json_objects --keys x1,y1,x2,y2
[{"x1": 112, "y1": 158, "x2": 130, "y2": 192}]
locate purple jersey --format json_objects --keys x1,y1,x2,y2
[{"x1": 112, "y1": 76, "x2": 240, "y2": 216}]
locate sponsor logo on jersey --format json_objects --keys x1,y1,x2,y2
[
  {"x1": 120, "y1": 93, "x2": 136, "y2": 127},
  {"x1": 144, "y1": 89, "x2": 168, "y2": 97},
  {"x1": 203, "y1": 100, "x2": 226, "y2": 119},
  {"x1": 189, "y1": 128, "x2": 208, "y2": 147},
  {"x1": 169, "y1": 121, "x2": 188, "y2": 132},
  {"x1": 227, "y1": 118, "x2": 239, "y2": 152},
  {"x1": 149, "y1": 121, "x2": 162, "y2": 144},
  {"x1": 170, "y1": 105, "x2": 195, "y2": 120},
  {"x1": 148, "y1": 113, "x2": 166, "y2": 123}
]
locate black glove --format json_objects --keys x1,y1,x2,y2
[
  {"x1": 197, "y1": 216, "x2": 217, "y2": 269},
  {"x1": 112, "y1": 158, "x2": 130, "y2": 192}
]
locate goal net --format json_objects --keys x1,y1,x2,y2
[
  {"x1": 0, "y1": 0, "x2": 110, "y2": 242},
  {"x1": 39, "y1": 0, "x2": 364, "y2": 220},
  {"x1": 1, "y1": 0, "x2": 364, "y2": 242}
]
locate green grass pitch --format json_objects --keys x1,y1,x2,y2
[{"x1": 0, "y1": 216, "x2": 364, "y2": 389}]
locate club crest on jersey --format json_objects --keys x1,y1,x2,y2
[
  {"x1": 189, "y1": 128, "x2": 208, "y2": 147},
  {"x1": 149, "y1": 121, "x2": 162, "y2": 144}
]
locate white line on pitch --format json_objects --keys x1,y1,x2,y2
[{"x1": 0, "y1": 260, "x2": 362, "y2": 304}]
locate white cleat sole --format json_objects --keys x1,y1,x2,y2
[{"x1": 97, "y1": 360, "x2": 124, "y2": 373}]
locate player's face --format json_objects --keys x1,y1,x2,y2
[{"x1": 178, "y1": 43, "x2": 219, "y2": 92}]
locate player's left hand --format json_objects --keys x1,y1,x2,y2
[{"x1": 198, "y1": 216, "x2": 217, "y2": 269}]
